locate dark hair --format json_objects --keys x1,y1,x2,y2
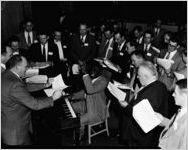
[
  {"x1": 115, "y1": 30, "x2": 127, "y2": 39},
  {"x1": 164, "y1": 31, "x2": 172, "y2": 38},
  {"x1": 127, "y1": 40, "x2": 138, "y2": 47},
  {"x1": 130, "y1": 50, "x2": 145, "y2": 59},
  {"x1": 144, "y1": 30, "x2": 154, "y2": 38},
  {"x1": 38, "y1": 30, "x2": 49, "y2": 36},
  {"x1": 170, "y1": 34, "x2": 179, "y2": 44},
  {"x1": 23, "y1": 18, "x2": 33, "y2": 25},
  {"x1": 6, "y1": 54, "x2": 23, "y2": 70},
  {"x1": 176, "y1": 79, "x2": 187, "y2": 90},
  {"x1": 8, "y1": 36, "x2": 20, "y2": 45},
  {"x1": 133, "y1": 26, "x2": 143, "y2": 32}
]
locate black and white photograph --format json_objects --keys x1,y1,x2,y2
[{"x1": 1, "y1": 1, "x2": 187, "y2": 149}]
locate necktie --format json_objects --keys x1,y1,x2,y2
[
  {"x1": 144, "y1": 44, "x2": 148, "y2": 51},
  {"x1": 28, "y1": 32, "x2": 31, "y2": 46},
  {"x1": 165, "y1": 52, "x2": 171, "y2": 59},
  {"x1": 81, "y1": 36, "x2": 84, "y2": 43},
  {"x1": 42, "y1": 45, "x2": 46, "y2": 61}
]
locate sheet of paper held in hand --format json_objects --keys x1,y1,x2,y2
[
  {"x1": 133, "y1": 99, "x2": 161, "y2": 133},
  {"x1": 107, "y1": 82, "x2": 127, "y2": 102},
  {"x1": 157, "y1": 58, "x2": 174, "y2": 70},
  {"x1": 174, "y1": 72, "x2": 185, "y2": 80},
  {"x1": 44, "y1": 74, "x2": 68, "y2": 97}
]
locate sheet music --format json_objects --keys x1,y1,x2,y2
[
  {"x1": 52, "y1": 74, "x2": 68, "y2": 90},
  {"x1": 44, "y1": 88, "x2": 55, "y2": 97},
  {"x1": 133, "y1": 99, "x2": 161, "y2": 133},
  {"x1": 107, "y1": 82, "x2": 127, "y2": 102},
  {"x1": 44, "y1": 74, "x2": 68, "y2": 97},
  {"x1": 25, "y1": 75, "x2": 48, "y2": 84},
  {"x1": 174, "y1": 72, "x2": 185, "y2": 80},
  {"x1": 103, "y1": 59, "x2": 119, "y2": 72},
  {"x1": 157, "y1": 58, "x2": 174, "y2": 70},
  {"x1": 113, "y1": 80, "x2": 132, "y2": 90}
]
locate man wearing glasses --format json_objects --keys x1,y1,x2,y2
[{"x1": 157, "y1": 35, "x2": 185, "y2": 92}]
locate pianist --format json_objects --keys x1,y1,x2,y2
[{"x1": 71, "y1": 60, "x2": 111, "y2": 139}]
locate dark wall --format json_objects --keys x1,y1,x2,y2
[
  {"x1": 31, "y1": 1, "x2": 187, "y2": 31},
  {"x1": 1, "y1": 1, "x2": 32, "y2": 43}
]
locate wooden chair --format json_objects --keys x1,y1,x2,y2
[{"x1": 87, "y1": 99, "x2": 111, "y2": 144}]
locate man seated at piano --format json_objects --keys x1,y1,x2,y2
[{"x1": 70, "y1": 59, "x2": 112, "y2": 139}]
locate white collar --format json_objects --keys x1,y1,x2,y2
[
  {"x1": 11, "y1": 70, "x2": 20, "y2": 78},
  {"x1": 176, "y1": 107, "x2": 187, "y2": 121},
  {"x1": 1, "y1": 63, "x2": 6, "y2": 69},
  {"x1": 119, "y1": 41, "x2": 126, "y2": 51}
]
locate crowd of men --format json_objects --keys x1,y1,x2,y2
[{"x1": 1, "y1": 17, "x2": 187, "y2": 148}]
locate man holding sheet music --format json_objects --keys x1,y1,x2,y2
[
  {"x1": 1, "y1": 55, "x2": 63, "y2": 146},
  {"x1": 157, "y1": 36, "x2": 186, "y2": 91},
  {"x1": 118, "y1": 61, "x2": 169, "y2": 148}
]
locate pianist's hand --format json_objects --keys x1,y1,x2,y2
[{"x1": 52, "y1": 90, "x2": 63, "y2": 101}]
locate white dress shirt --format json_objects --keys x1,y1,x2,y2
[
  {"x1": 24, "y1": 31, "x2": 33, "y2": 44},
  {"x1": 54, "y1": 40, "x2": 65, "y2": 60}
]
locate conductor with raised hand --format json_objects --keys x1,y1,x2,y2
[{"x1": 1, "y1": 55, "x2": 63, "y2": 147}]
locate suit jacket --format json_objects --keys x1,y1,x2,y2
[
  {"x1": 159, "y1": 112, "x2": 187, "y2": 149},
  {"x1": 138, "y1": 44, "x2": 160, "y2": 63},
  {"x1": 158, "y1": 50, "x2": 186, "y2": 91},
  {"x1": 29, "y1": 41, "x2": 60, "y2": 64},
  {"x1": 110, "y1": 42, "x2": 131, "y2": 82},
  {"x1": 98, "y1": 36, "x2": 114, "y2": 59},
  {"x1": 120, "y1": 80, "x2": 169, "y2": 148},
  {"x1": 16, "y1": 31, "x2": 37, "y2": 51},
  {"x1": 1, "y1": 70, "x2": 53, "y2": 145},
  {"x1": 70, "y1": 34, "x2": 97, "y2": 63},
  {"x1": 152, "y1": 28, "x2": 165, "y2": 48}
]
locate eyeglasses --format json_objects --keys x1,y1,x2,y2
[{"x1": 168, "y1": 44, "x2": 177, "y2": 48}]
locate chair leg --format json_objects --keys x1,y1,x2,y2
[
  {"x1": 88, "y1": 125, "x2": 91, "y2": 144},
  {"x1": 105, "y1": 119, "x2": 109, "y2": 136}
]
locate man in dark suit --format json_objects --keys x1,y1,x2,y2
[
  {"x1": 97, "y1": 26, "x2": 114, "y2": 59},
  {"x1": 29, "y1": 31, "x2": 61, "y2": 77},
  {"x1": 131, "y1": 26, "x2": 144, "y2": 45},
  {"x1": 69, "y1": 23, "x2": 97, "y2": 64},
  {"x1": 110, "y1": 31, "x2": 131, "y2": 83},
  {"x1": 16, "y1": 19, "x2": 38, "y2": 52},
  {"x1": 8, "y1": 36, "x2": 28, "y2": 58},
  {"x1": 29, "y1": 31, "x2": 60, "y2": 64},
  {"x1": 52, "y1": 28, "x2": 70, "y2": 62},
  {"x1": 137, "y1": 30, "x2": 160, "y2": 63},
  {"x1": 1, "y1": 55, "x2": 63, "y2": 146},
  {"x1": 119, "y1": 61, "x2": 169, "y2": 148},
  {"x1": 151, "y1": 19, "x2": 165, "y2": 48}
]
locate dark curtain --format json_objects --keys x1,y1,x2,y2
[{"x1": 1, "y1": 1, "x2": 32, "y2": 44}]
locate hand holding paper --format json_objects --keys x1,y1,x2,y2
[
  {"x1": 107, "y1": 82, "x2": 127, "y2": 102},
  {"x1": 174, "y1": 72, "x2": 185, "y2": 80},
  {"x1": 44, "y1": 74, "x2": 69, "y2": 97},
  {"x1": 133, "y1": 99, "x2": 161, "y2": 133},
  {"x1": 52, "y1": 90, "x2": 63, "y2": 101},
  {"x1": 157, "y1": 58, "x2": 174, "y2": 70}
]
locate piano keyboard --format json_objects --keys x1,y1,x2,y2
[{"x1": 63, "y1": 98, "x2": 77, "y2": 118}]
